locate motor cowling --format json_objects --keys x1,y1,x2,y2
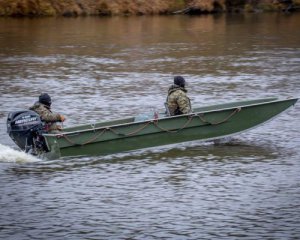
[{"x1": 7, "y1": 110, "x2": 46, "y2": 153}]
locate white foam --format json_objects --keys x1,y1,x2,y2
[{"x1": 0, "y1": 144, "x2": 40, "y2": 163}]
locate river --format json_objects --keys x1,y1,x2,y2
[{"x1": 0, "y1": 13, "x2": 299, "y2": 239}]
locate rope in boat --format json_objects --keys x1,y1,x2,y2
[
  {"x1": 108, "y1": 120, "x2": 152, "y2": 136},
  {"x1": 197, "y1": 107, "x2": 241, "y2": 125},
  {"x1": 153, "y1": 115, "x2": 193, "y2": 133},
  {"x1": 58, "y1": 128, "x2": 107, "y2": 146},
  {"x1": 57, "y1": 107, "x2": 241, "y2": 146}
]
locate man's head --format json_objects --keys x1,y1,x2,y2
[
  {"x1": 174, "y1": 76, "x2": 186, "y2": 88},
  {"x1": 39, "y1": 93, "x2": 52, "y2": 107}
]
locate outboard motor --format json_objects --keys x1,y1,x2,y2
[{"x1": 7, "y1": 110, "x2": 48, "y2": 154}]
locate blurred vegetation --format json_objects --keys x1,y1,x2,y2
[{"x1": 0, "y1": 0, "x2": 299, "y2": 17}]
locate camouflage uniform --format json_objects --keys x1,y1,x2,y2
[
  {"x1": 29, "y1": 102, "x2": 62, "y2": 132},
  {"x1": 167, "y1": 84, "x2": 191, "y2": 116}
]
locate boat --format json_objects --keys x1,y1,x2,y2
[{"x1": 7, "y1": 97, "x2": 298, "y2": 160}]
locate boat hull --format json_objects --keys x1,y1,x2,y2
[{"x1": 42, "y1": 98, "x2": 298, "y2": 159}]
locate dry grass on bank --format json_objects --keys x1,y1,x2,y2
[{"x1": 0, "y1": 0, "x2": 186, "y2": 16}]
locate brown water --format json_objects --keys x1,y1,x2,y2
[{"x1": 0, "y1": 13, "x2": 300, "y2": 239}]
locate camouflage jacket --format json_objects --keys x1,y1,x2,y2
[
  {"x1": 29, "y1": 102, "x2": 62, "y2": 131},
  {"x1": 167, "y1": 85, "x2": 191, "y2": 116}
]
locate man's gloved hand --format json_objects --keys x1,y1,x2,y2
[{"x1": 60, "y1": 115, "x2": 66, "y2": 122}]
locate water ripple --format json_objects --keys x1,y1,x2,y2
[{"x1": 1, "y1": 15, "x2": 300, "y2": 240}]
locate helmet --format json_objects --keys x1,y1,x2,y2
[
  {"x1": 174, "y1": 76, "x2": 186, "y2": 88},
  {"x1": 39, "y1": 93, "x2": 52, "y2": 106}
]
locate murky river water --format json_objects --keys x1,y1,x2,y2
[{"x1": 0, "y1": 13, "x2": 300, "y2": 239}]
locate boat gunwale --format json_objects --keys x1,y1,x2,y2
[
  {"x1": 43, "y1": 97, "x2": 297, "y2": 137},
  {"x1": 60, "y1": 100, "x2": 297, "y2": 159}
]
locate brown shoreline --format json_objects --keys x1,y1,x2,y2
[{"x1": 0, "y1": 0, "x2": 299, "y2": 17}]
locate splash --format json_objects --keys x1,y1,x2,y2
[{"x1": 0, "y1": 144, "x2": 40, "y2": 163}]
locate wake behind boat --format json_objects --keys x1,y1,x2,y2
[{"x1": 7, "y1": 97, "x2": 298, "y2": 160}]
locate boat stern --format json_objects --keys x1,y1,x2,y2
[{"x1": 42, "y1": 135, "x2": 62, "y2": 160}]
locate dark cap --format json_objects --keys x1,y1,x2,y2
[
  {"x1": 39, "y1": 93, "x2": 52, "y2": 106},
  {"x1": 174, "y1": 76, "x2": 186, "y2": 88}
]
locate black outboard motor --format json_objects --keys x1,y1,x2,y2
[{"x1": 7, "y1": 110, "x2": 48, "y2": 154}]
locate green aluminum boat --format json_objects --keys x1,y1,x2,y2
[{"x1": 7, "y1": 97, "x2": 298, "y2": 159}]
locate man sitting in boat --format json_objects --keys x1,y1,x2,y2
[
  {"x1": 166, "y1": 76, "x2": 192, "y2": 116},
  {"x1": 29, "y1": 93, "x2": 66, "y2": 132}
]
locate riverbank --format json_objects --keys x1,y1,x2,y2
[{"x1": 0, "y1": 0, "x2": 299, "y2": 17}]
